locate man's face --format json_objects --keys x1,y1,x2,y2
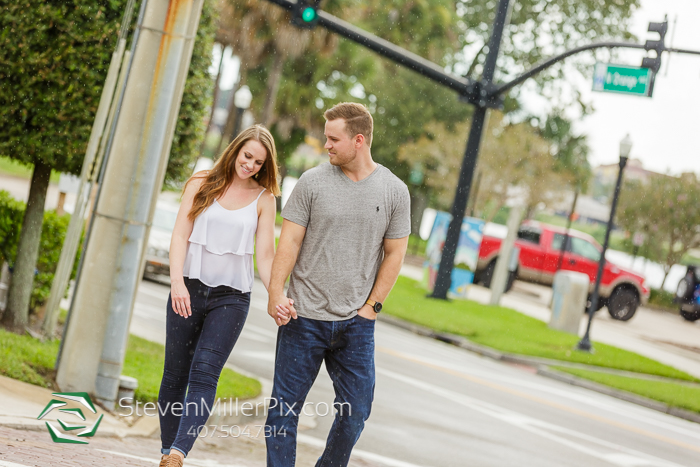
[{"x1": 324, "y1": 119, "x2": 357, "y2": 167}]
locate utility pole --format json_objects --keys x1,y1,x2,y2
[
  {"x1": 42, "y1": 1, "x2": 138, "y2": 337},
  {"x1": 57, "y1": 0, "x2": 204, "y2": 408},
  {"x1": 556, "y1": 189, "x2": 579, "y2": 272},
  {"x1": 489, "y1": 203, "x2": 524, "y2": 306}
]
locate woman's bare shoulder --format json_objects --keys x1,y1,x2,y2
[{"x1": 259, "y1": 189, "x2": 276, "y2": 206}]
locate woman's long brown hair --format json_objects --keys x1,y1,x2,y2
[{"x1": 186, "y1": 125, "x2": 280, "y2": 221}]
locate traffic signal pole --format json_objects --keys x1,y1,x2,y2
[
  {"x1": 431, "y1": 0, "x2": 511, "y2": 299},
  {"x1": 264, "y1": 0, "x2": 699, "y2": 299}
]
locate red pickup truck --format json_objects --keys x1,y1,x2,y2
[{"x1": 476, "y1": 221, "x2": 650, "y2": 321}]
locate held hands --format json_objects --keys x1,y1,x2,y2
[
  {"x1": 268, "y1": 293, "x2": 297, "y2": 326},
  {"x1": 170, "y1": 279, "x2": 191, "y2": 318}
]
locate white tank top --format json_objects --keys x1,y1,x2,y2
[{"x1": 182, "y1": 188, "x2": 266, "y2": 292}]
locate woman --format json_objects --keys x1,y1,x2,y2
[{"x1": 157, "y1": 125, "x2": 279, "y2": 467}]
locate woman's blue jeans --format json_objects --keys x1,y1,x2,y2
[
  {"x1": 158, "y1": 277, "x2": 250, "y2": 457},
  {"x1": 265, "y1": 315, "x2": 376, "y2": 467}
]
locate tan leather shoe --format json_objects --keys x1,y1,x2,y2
[
  {"x1": 166, "y1": 454, "x2": 184, "y2": 467},
  {"x1": 159, "y1": 455, "x2": 170, "y2": 467}
]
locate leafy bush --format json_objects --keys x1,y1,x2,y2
[
  {"x1": 649, "y1": 288, "x2": 677, "y2": 312},
  {"x1": 0, "y1": 191, "x2": 24, "y2": 266},
  {"x1": 0, "y1": 190, "x2": 81, "y2": 311}
]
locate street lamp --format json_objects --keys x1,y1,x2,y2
[
  {"x1": 577, "y1": 134, "x2": 632, "y2": 352},
  {"x1": 232, "y1": 85, "x2": 252, "y2": 139}
]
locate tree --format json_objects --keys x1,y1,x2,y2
[
  {"x1": 216, "y1": 0, "x2": 340, "y2": 136},
  {"x1": 457, "y1": 0, "x2": 639, "y2": 114},
  {"x1": 538, "y1": 112, "x2": 591, "y2": 191},
  {"x1": 618, "y1": 174, "x2": 700, "y2": 289},
  {"x1": 216, "y1": 0, "x2": 635, "y2": 220},
  {"x1": 398, "y1": 113, "x2": 568, "y2": 220},
  {"x1": 0, "y1": 1, "x2": 215, "y2": 330},
  {"x1": 0, "y1": 1, "x2": 127, "y2": 331}
]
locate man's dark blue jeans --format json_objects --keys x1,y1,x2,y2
[
  {"x1": 158, "y1": 277, "x2": 250, "y2": 458},
  {"x1": 265, "y1": 314, "x2": 376, "y2": 467}
]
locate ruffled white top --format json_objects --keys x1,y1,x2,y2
[{"x1": 183, "y1": 189, "x2": 265, "y2": 292}]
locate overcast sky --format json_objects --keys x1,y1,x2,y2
[{"x1": 574, "y1": 0, "x2": 700, "y2": 175}]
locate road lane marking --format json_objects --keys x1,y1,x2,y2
[
  {"x1": 238, "y1": 350, "x2": 275, "y2": 362},
  {"x1": 137, "y1": 284, "x2": 170, "y2": 300},
  {"x1": 382, "y1": 348, "x2": 700, "y2": 442},
  {"x1": 378, "y1": 346, "x2": 700, "y2": 455},
  {"x1": 0, "y1": 461, "x2": 32, "y2": 467},
  {"x1": 378, "y1": 368, "x2": 686, "y2": 467},
  {"x1": 239, "y1": 332, "x2": 271, "y2": 343},
  {"x1": 297, "y1": 434, "x2": 430, "y2": 467}
]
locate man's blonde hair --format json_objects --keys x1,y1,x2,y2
[{"x1": 324, "y1": 102, "x2": 373, "y2": 148}]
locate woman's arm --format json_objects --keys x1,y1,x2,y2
[
  {"x1": 255, "y1": 191, "x2": 277, "y2": 291},
  {"x1": 169, "y1": 172, "x2": 206, "y2": 317}
]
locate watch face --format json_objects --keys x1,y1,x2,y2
[{"x1": 374, "y1": 302, "x2": 383, "y2": 313}]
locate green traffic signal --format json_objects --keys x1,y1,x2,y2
[{"x1": 301, "y1": 7, "x2": 316, "y2": 22}]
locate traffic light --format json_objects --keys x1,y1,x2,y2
[
  {"x1": 641, "y1": 19, "x2": 667, "y2": 96},
  {"x1": 641, "y1": 20, "x2": 667, "y2": 73},
  {"x1": 291, "y1": 0, "x2": 320, "y2": 29}
]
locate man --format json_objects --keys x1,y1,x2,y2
[{"x1": 266, "y1": 102, "x2": 410, "y2": 467}]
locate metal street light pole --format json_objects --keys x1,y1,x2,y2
[{"x1": 577, "y1": 134, "x2": 632, "y2": 352}]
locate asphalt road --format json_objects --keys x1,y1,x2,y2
[{"x1": 131, "y1": 277, "x2": 700, "y2": 467}]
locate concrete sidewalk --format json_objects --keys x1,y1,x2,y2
[
  {"x1": 399, "y1": 263, "x2": 700, "y2": 379},
  {"x1": 0, "y1": 375, "x2": 365, "y2": 466}
]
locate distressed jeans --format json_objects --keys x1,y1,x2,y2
[
  {"x1": 158, "y1": 277, "x2": 250, "y2": 457},
  {"x1": 265, "y1": 315, "x2": 376, "y2": 467}
]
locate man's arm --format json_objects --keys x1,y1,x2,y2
[
  {"x1": 357, "y1": 236, "x2": 409, "y2": 320},
  {"x1": 267, "y1": 219, "x2": 306, "y2": 326}
]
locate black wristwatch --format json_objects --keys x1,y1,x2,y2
[{"x1": 366, "y1": 299, "x2": 383, "y2": 313}]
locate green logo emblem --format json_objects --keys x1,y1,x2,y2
[{"x1": 37, "y1": 392, "x2": 103, "y2": 444}]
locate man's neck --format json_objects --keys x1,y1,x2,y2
[{"x1": 340, "y1": 153, "x2": 377, "y2": 182}]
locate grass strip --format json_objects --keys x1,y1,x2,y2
[
  {"x1": 385, "y1": 276, "x2": 698, "y2": 382},
  {"x1": 0, "y1": 156, "x2": 60, "y2": 183},
  {"x1": 553, "y1": 366, "x2": 700, "y2": 414},
  {"x1": 0, "y1": 329, "x2": 261, "y2": 403},
  {"x1": 0, "y1": 328, "x2": 60, "y2": 387},
  {"x1": 122, "y1": 335, "x2": 261, "y2": 403}
]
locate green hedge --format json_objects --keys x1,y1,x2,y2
[
  {"x1": 0, "y1": 190, "x2": 81, "y2": 311},
  {"x1": 649, "y1": 288, "x2": 677, "y2": 312}
]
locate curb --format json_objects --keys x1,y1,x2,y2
[
  {"x1": 538, "y1": 367, "x2": 700, "y2": 425},
  {"x1": 378, "y1": 313, "x2": 700, "y2": 424}
]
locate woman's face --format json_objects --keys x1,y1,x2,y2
[{"x1": 235, "y1": 139, "x2": 268, "y2": 180}]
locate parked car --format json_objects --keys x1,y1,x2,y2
[
  {"x1": 143, "y1": 201, "x2": 179, "y2": 281},
  {"x1": 675, "y1": 265, "x2": 700, "y2": 322},
  {"x1": 475, "y1": 220, "x2": 650, "y2": 321}
]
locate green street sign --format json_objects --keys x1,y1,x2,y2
[{"x1": 592, "y1": 63, "x2": 652, "y2": 97}]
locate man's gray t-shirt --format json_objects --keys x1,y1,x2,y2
[{"x1": 282, "y1": 162, "x2": 411, "y2": 321}]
